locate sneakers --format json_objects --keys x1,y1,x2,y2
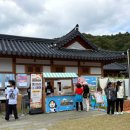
[
  {"x1": 120, "y1": 112, "x2": 123, "y2": 115},
  {"x1": 115, "y1": 112, "x2": 119, "y2": 115},
  {"x1": 115, "y1": 112, "x2": 123, "y2": 115}
]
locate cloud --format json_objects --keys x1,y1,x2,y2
[{"x1": 0, "y1": 0, "x2": 130, "y2": 38}]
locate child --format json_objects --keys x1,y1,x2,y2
[
  {"x1": 75, "y1": 83, "x2": 83, "y2": 111},
  {"x1": 94, "y1": 87, "x2": 104, "y2": 111}
]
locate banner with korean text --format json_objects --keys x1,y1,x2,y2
[{"x1": 30, "y1": 74, "x2": 42, "y2": 109}]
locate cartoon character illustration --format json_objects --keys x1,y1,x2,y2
[
  {"x1": 49, "y1": 100, "x2": 57, "y2": 112},
  {"x1": 90, "y1": 94, "x2": 96, "y2": 109}
]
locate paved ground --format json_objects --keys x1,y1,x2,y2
[{"x1": 0, "y1": 110, "x2": 105, "y2": 130}]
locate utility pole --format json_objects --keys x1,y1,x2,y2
[{"x1": 127, "y1": 49, "x2": 130, "y2": 97}]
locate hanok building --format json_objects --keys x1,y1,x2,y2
[
  {"x1": 0, "y1": 25, "x2": 126, "y2": 88},
  {"x1": 103, "y1": 62, "x2": 128, "y2": 77}
]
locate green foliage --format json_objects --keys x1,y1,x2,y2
[{"x1": 83, "y1": 32, "x2": 130, "y2": 51}]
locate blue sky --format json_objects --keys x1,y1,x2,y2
[{"x1": 0, "y1": 0, "x2": 130, "y2": 38}]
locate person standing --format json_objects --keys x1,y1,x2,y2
[
  {"x1": 115, "y1": 81, "x2": 124, "y2": 115},
  {"x1": 5, "y1": 85, "x2": 13, "y2": 119},
  {"x1": 105, "y1": 82, "x2": 116, "y2": 115},
  {"x1": 75, "y1": 83, "x2": 83, "y2": 111},
  {"x1": 82, "y1": 82, "x2": 90, "y2": 111},
  {"x1": 5, "y1": 80, "x2": 19, "y2": 121}
]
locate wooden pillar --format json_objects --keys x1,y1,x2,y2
[
  {"x1": 78, "y1": 61, "x2": 80, "y2": 76},
  {"x1": 12, "y1": 58, "x2": 16, "y2": 74},
  {"x1": 42, "y1": 78, "x2": 46, "y2": 113}
]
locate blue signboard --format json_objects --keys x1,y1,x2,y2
[
  {"x1": 46, "y1": 95, "x2": 76, "y2": 113},
  {"x1": 81, "y1": 76, "x2": 97, "y2": 90}
]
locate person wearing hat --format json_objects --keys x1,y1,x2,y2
[
  {"x1": 82, "y1": 82, "x2": 90, "y2": 111},
  {"x1": 105, "y1": 82, "x2": 117, "y2": 115},
  {"x1": 115, "y1": 81, "x2": 124, "y2": 115}
]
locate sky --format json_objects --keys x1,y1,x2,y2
[{"x1": 0, "y1": 0, "x2": 130, "y2": 38}]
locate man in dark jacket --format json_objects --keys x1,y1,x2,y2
[{"x1": 105, "y1": 82, "x2": 116, "y2": 115}]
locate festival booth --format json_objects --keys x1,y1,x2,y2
[
  {"x1": 76, "y1": 76, "x2": 108, "y2": 111},
  {"x1": 43, "y1": 73, "x2": 78, "y2": 113}
]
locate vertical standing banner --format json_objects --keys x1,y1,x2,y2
[{"x1": 30, "y1": 74, "x2": 42, "y2": 109}]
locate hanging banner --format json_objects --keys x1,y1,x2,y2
[
  {"x1": 17, "y1": 74, "x2": 28, "y2": 87},
  {"x1": 30, "y1": 74, "x2": 42, "y2": 109}
]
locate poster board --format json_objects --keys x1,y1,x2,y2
[
  {"x1": 73, "y1": 76, "x2": 98, "y2": 91},
  {"x1": 16, "y1": 74, "x2": 28, "y2": 88},
  {"x1": 46, "y1": 95, "x2": 75, "y2": 113},
  {"x1": 81, "y1": 76, "x2": 97, "y2": 91},
  {"x1": 30, "y1": 74, "x2": 42, "y2": 109}
]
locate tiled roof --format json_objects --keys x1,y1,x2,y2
[
  {"x1": 53, "y1": 26, "x2": 98, "y2": 50},
  {"x1": 0, "y1": 26, "x2": 127, "y2": 61},
  {"x1": 103, "y1": 62, "x2": 127, "y2": 71}
]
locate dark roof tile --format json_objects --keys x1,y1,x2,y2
[
  {"x1": 0, "y1": 27, "x2": 126, "y2": 61},
  {"x1": 103, "y1": 62, "x2": 127, "y2": 70}
]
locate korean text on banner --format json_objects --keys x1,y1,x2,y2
[{"x1": 30, "y1": 74, "x2": 42, "y2": 109}]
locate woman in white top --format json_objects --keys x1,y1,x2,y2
[{"x1": 116, "y1": 81, "x2": 124, "y2": 115}]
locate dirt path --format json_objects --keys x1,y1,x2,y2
[{"x1": 0, "y1": 111, "x2": 105, "y2": 130}]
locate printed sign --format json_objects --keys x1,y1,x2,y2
[
  {"x1": 81, "y1": 76, "x2": 97, "y2": 91},
  {"x1": 30, "y1": 74, "x2": 42, "y2": 109},
  {"x1": 17, "y1": 74, "x2": 28, "y2": 87},
  {"x1": 46, "y1": 95, "x2": 75, "y2": 113}
]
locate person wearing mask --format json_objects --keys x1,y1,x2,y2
[
  {"x1": 115, "y1": 81, "x2": 124, "y2": 115},
  {"x1": 45, "y1": 82, "x2": 54, "y2": 96},
  {"x1": 105, "y1": 82, "x2": 116, "y2": 115},
  {"x1": 82, "y1": 82, "x2": 90, "y2": 111},
  {"x1": 5, "y1": 80, "x2": 19, "y2": 121},
  {"x1": 75, "y1": 83, "x2": 83, "y2": 111}
]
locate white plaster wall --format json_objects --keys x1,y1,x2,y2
[
  {"x1": 66, "y1": 41, "x2": 86, "y2": 50},
  {"x1": 90, "y1": 67, "x2": 101, "y2": 74},
  {"x1": 65, "y1": 67, "x2": 78, "y2": 73},
  {"x1": 0, "y1": 58, "x2": 12, "y2": 72},
  {"x1": 43, "y1": 66, "x2": 51, "y2": 72},
  {"x1": 16, "y1": 65, "x2": 25, "y2": 73}
]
